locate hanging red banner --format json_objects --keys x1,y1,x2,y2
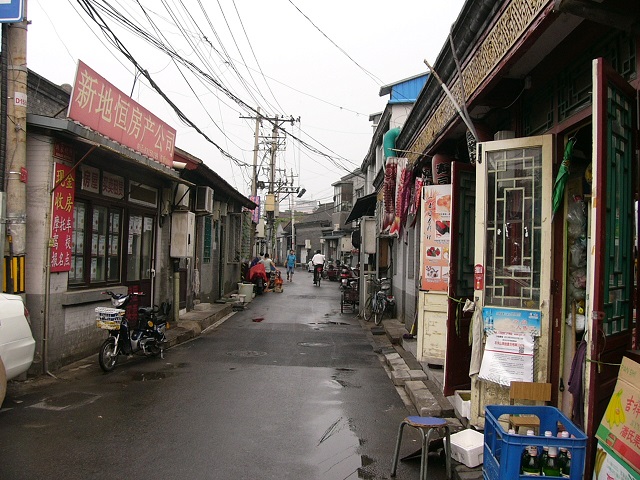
[{"x1": 50, "y1": 163, "x2": 76, "y2": 273}]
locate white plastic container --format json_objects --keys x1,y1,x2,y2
[
  {"x1": 445, "y1": 428, "x2": 484, "y2": 468},
  {"x1": 238, "y1": 283, "x2": 254, "y2": 302}
]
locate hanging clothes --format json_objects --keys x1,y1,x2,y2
[{"x1": 567, "y1": 339, "x2": 587, "y2": 429}]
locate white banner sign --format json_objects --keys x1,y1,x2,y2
[{"x1": 479, "y1": 331, "x2": 534, "y2": 386}]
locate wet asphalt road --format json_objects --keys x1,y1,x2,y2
[{"x1": 0, "y1": 269, "x2": 449, "y2": 479}]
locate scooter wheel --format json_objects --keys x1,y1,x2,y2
[{"x1": 98, "y1": 338, "x2": 119, "y2": 372}]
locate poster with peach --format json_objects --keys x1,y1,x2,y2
[{"x1": 420, "y1": 185, "x2": 451, "y2": 291}]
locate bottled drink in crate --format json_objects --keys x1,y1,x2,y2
[
  {"x1": 522, "y1": 446, "x2": 541, "y2": 475},
  {"x1": 521, "y1": 430, "x2": 540, "y2": 476},
  {"x1": 542, "y1": 446, "x2": 561, "y2": 476},
  {"x1": 558, "y1": 431, "x2": 571, "y2": 477},
  {"x1": 540, "y1": 431, "x2": 553, "y2": 467}
]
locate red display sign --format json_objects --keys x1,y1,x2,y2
[
  {"x1": 68, "y1": 61, "x2": 176, "y2": 167},
  {"x1": 50, "y1": 163, "x2": 75, "y2": 273},
  {"x1": 474, "y1": 264, "x2": 484, "y2": 291}
]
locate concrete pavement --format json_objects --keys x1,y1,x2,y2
[{"x1": 166, "y1": 286, "x2": 483, "y2": 480}]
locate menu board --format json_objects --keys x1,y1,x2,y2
[{"x1": 420, "y1": 184, "x2": 452, "y2": 291}]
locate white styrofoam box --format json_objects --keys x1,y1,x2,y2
[
  {"x1": 445, "y1": 429, "x2": 484, "y2": 468},
  {"x1": 454, "y1": 390, "x2": 471, "y2": 419}
]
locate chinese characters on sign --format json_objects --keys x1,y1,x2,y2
[
  {"x1": 51, "y1": 163, "x2": 75, "y2": 273},
  {"x1": 68, "y1": 61, "x2": 176, "y2": 167},
  {"x1": 478, "y1": 332, "x2": 534, "y2": 386},
  {"x1": 482, "y1": 307, "x2": 542, "y2": 336},
  {"x1": 420, "y1": 185, "x2": 451, "y2": 291}
]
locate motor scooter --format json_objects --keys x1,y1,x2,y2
[{"x1": 96, "y1": 291, "x2": 169, "y2": 372}]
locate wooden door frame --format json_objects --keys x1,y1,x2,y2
[{"x1": 585, "y1": 57, "x2": 636, "y2": 475}]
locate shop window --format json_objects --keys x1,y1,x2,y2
[
  {"x1": 227, "y1": 213, "x2": 241, "y2": 263},
  {"x1": 127, "y1": 214, "x2": 155, "y2": 281},
  {"x1": 70, "y1": 200, "x2": 122, "y2": 286}
]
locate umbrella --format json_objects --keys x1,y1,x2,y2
[{"x1": 552, "y1": 138, "x2": 576, "y2": 217}]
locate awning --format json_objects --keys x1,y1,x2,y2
[{"x1": 345, "y1": 192, "x2": 377, "y2": 223}]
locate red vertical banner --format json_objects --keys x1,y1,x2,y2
[{"x1": 51, "y1": 163, "x2": 76, "y2": 273}]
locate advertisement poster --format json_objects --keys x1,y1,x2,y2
[
  {"x1": 482, "y1": 307, "x2": 542, "y2": 336},
  {"x1": 50, "y1": 163, "x2": 76, "y2": 273},
  {"x1": 478, "y1": 331, "x2": 534, "y2": 386},
  {"x1": 420, "y1": 184, "x2": 452, "y2": 291}
]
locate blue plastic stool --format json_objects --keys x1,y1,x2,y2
[{"x1": 390, "y1": 416, "x2": 451, "y2": 480}]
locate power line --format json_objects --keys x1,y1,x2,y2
[{"x1": 286, "y1": 0, "x2": 385, "y2": 86}]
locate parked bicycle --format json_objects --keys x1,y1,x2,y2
[{"x1": 362, "y1": 277, "x2": 395, "y2": 325}]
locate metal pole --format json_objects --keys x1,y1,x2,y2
[{"x1": 251, "y1": 107, "x2": 260, "y2": 197}]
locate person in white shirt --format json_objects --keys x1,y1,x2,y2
[
  {"x1": 311, "y1": 250, "x2": 325, "y2": 285},
  {"x1": 260, "y1": 253, "x2": 275, "y2": 273}
]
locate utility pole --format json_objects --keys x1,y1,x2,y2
[
  {"x1": 240, "y1": 112, "x2": 297, "y2": 260},
  {"x1": 250, "y1": 107, "x2": 260, "y2": 197},
  {"x1": 5, "y1": 3, "x2": 28, "y2": 294},
  {"x1": 290, "y1": 169, "x2": 296, "y2": 255}
]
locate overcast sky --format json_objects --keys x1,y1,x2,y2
[{"x1": 26, "y1": 0, "x2": 466, "y2": 204}]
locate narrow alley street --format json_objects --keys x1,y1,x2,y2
[{"x1": 0, "y1": 269, "x2": 450, "y2": 480}]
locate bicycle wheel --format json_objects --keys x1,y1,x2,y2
[
  {"x1": 362, "y1": 296, "x2": 373, "y2": 321},
  {"x1": 374, "y1": 299, "x2": 386, "y2": 325}
]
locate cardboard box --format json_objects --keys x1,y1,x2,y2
[
  {"x1": 454, "y1": 390, "x2": 471, "y2": 419},
  {"x1": 446, "y1": 428, "x2": 484, "y2": 468},
  {"x1": 596, "y1": 356, "x2": 640, "y2": 474},
  {"x1": 593, "y1": 441, "x2": 637, "y2": 480}
]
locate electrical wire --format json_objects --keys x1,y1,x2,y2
[
  {"x1": 76, "y1": 0, "x2": 250, "y2": 167},
  {"x1": 286, "y1": 0, "x2": 384, "y2": 86},
  {"x1": 74, "y1": 0, "x2": 365, "y2": 177}
]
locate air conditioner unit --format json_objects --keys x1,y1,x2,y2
[
  {"x1": 219, "y1": 202, "x2": 228, "y2": 217},
  {"x1": 195, "y1": 186, "x2": 214, "y2": 213},
  {"x1": 174, "y1": 184, "x2": 190, "y2": 210}
]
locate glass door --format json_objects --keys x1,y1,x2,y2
[
  {"x1": 126, "y1": 212, "x2": 156, "y2": 311},
  {"x1": 472, "y1": 135, "x2": 554, "y2": 423}
]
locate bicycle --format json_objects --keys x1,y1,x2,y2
[
  {"x1": 362, "y1": 277, "x2": 395, "y2": 325},
  {"x1": 313, "y1": 264, "x2": 323, "y2": 287}
]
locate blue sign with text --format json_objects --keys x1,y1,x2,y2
[{"x1": 0, "y1": 0, "x2": 23, "y2": 23}]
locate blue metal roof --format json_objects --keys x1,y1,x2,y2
[{"x1": 379, "y1": 73, "x2": 429, "y2": 104}]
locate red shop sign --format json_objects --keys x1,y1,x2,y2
[{"x1": 50, "y1": 163, "x2": 76, "y2": 273}]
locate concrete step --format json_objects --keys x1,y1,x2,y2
[{"x1": 193, "y1": 302, "x2": 212, "y2": 311}]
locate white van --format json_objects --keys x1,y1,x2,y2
[{"x1": 0, "y1": 293, "x2": 36, "y2": 405}]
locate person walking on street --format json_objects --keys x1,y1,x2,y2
[
  {"x1": 286, "y1": 250, "x2": 296, "y2": 282},
  {"x1": 311, "y1": 249, "x2": 325, "y2": 285}
]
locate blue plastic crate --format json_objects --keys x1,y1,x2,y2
[{"x1": 483, "y1": 405, "x2": 587, "y2": 480}]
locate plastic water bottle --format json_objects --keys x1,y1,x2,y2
[
  {"x1": 521, "y1": 430, "x2": 540, "y2": 476},
  {"x1": 542, "y1": 446, "x2": 561, "y2": 476}
]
